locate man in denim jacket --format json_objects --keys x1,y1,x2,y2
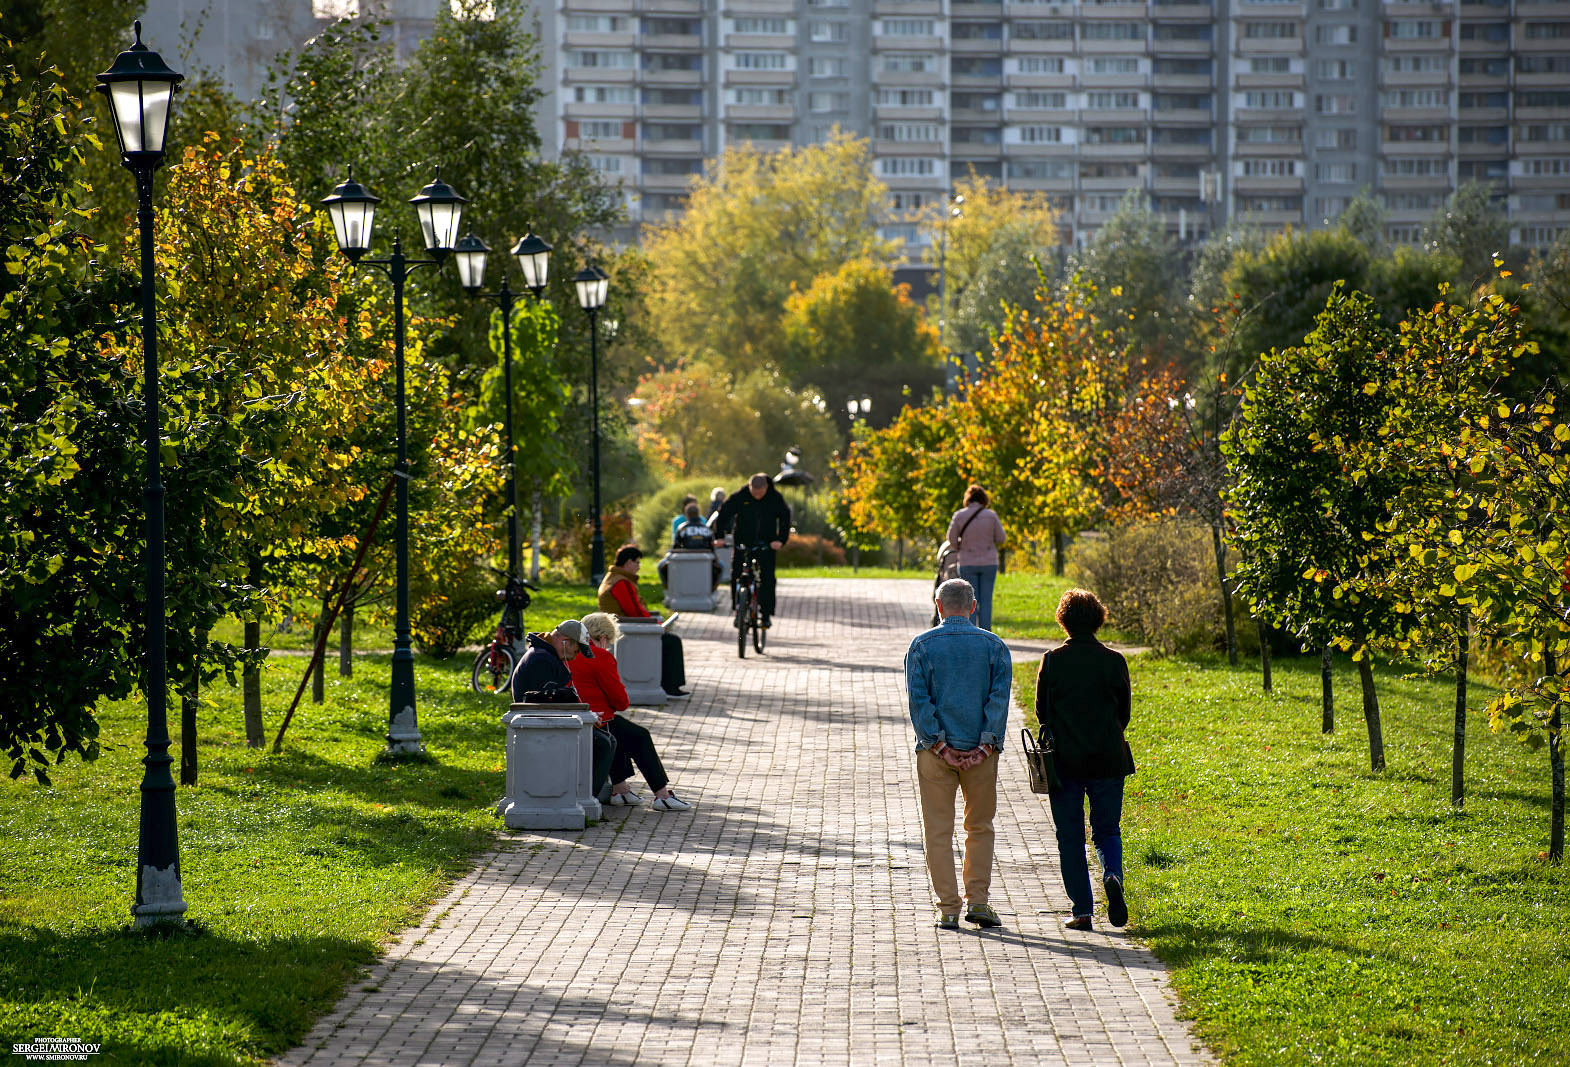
[{"x1": 905, "y1": 578, "x2": 1014, "y2": 930}]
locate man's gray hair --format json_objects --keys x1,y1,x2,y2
[{"x1": 936, "y1": 578, "x2": 976, "y2": 616}]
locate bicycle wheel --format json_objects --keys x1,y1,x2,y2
[
  {"x1": 471, "y1": 644, "x2": 515, "y2": 697},
  {"x1": 735, "y1": 586, "x2": 748, "y2": 658},
  {"x1": 752, "y1": 595, "x2": 766, "y2": 654}
]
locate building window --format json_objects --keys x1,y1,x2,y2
[
  {"x1": 731, "y1": 17, "x2": 791, "y2": 34},
  {"x1": 1457, "y1": 159, "x2": 1507, "y2": 180},
  {"x1": 1525, "y1": 22, "x2": 1570, "y2": 40},
  {"x1": 1157, "y1": 58, "x2": 1213, "y2": 75},
  {"x1": 645, "y1": 88, "x2": 703, "y2": 107},
  {"x1": 568, "y1": 15, "x2": 630, "y2": 32},
  {"x1": 952, "y1": 22, "x2": 1003, "y2": 40},
  {"x1": 808, "y1": 92, "x2": 849, "y2": 112},
  {"x1": 579, "y1": 120, "x2": 624, "y2": 139},
  {"x1": 883, "y1": 53, "x2": 937, "y2": 74},
  {"x1": 1314, "y1": 94, "x2": 1358, "y2": 115},
  {"x1": 1522, "y1": 124, "x2": 1570, "y2": 143},
  {"x1": 1460, "y1": 57, "x2": 1509, "y2": 76},
  {"x1": 1315, "y1": 128, "x2": 1357, "y2": 149},
  {"x1": 566, "y1": 50, "x2": 635, "y2": 69},
  {"x1": 952, "y1": 92, "x2": 1002, "y2": 112},
  {"x1": 1154, "y1": 24, "x2": 1212, "y2": 41},
  {"x1": 1012, "y1": 21, "x2": 1074, "y2": 41},
  {"x1": 1389, "y1": 56, "x2": 1450, "y2": 75},
  {"x1": 730, "y1": 123, "x2": 791, "y2": 141},
  {"x1": 1384, "y1": 193, "x2": 1442, "y2": 211},
  {"x1": 1084, "y1": 126, "x2": 1143, "y2": 144},
  {"x1": 1241, "y1": 159, "x2": 1298, "y2": 177},
  {"x1": 1518, "y1": 55, "x2": 1570, "y2": 75},
  {"x1": 1381, "y1": 158, "x2": 1448, "y2": 177},
  {"x1": 642, "y1": 17, "x2": 700, "y2": 36},
  {"x1": 1458, "y1": 91, "x2": 1509, "y2": 109},
  {"x1": 1380, "y1": 90, "x2": 1450, "y2": 109},
  {"x1": 878, "y1": 157, "x2": 939, "y2": 177},
  {"x1": 1087, "y1": 91, "x2": 1142, "y2": 109},
  {"x1": 952, "y1": 126, "x2": 1003, "y2": 144},
  {"x1": 1249, "y1": 57, "x2": 1292, "y2": 74},
  {"x1": 587, "y1": 156, "x2": 623, "y2": 173},
  {"x1": 1238, "y1": 125, "x2": 1303, "y2": 144},
  {"x1": 952, "y1": 57, "x2": 1004, "y2": 77},
  {"x1": 1385, "y1": 125, "x2": 1449, "y2": 143},
  {"x1": 810, "y1": 57, "x2": 848, "y2": 77},
  {"x1": 643, "y1": 158, "x2": 703, "y2": 176},
  {"x1": 1244, "y1": 91, "x2": 1298, "y2": 109},
  {"x1": 878, "y1": 19, "x2": 936, "y2": 36},
  {"x1": 728, "y1": 88, "x2": 791, "y2": 106},
  {"x1": 1459, "y1": 22, "x2": 1510, "y2": 42},
  {"x1": 733, "y1": 52, "x2": 790, "y2": 70},
  {"x1": 1008, "y1": 159, "x2": 1073, "y2": 180},
  {"x1": 1314, "y1": 25, "x2": 1358, "y2": 45},
  {"x1": 1011, "y1": 91, "x2": 1068, "y2": 109},
  {"x1": 644, "y1": 123, "x2": 701, "y2": 141},
  {"x1": 1087, "y1": 57, "x2": 1141, "y2": 75},
  {"x1": 1083, "y1": 22, "x2": 1145, "y2": 41},
  {"x1": 1016, "y1": 56, "x2": 1067, "y2": 74},
  {"x1": 1244, "y1": 22, "x2": 1299, "y2": 39},
  {"x1": 1155, "y1": 93, "x2": 1211, "y2": 111},
  {"x1": 1153, "y1": 127, "x2": 1213, "y2": 145},
  {"x1": 879, "y1": 123, "x2": 942, "y2": 142},
  {"x1": 645, "y1": 52, "x2": 702, "y2": 72},
  {"x1": 1315, "y1": 60, "x2": 1357, "y2": 80},
  {"x1": 1082, "y1": 161, "x2": 1140, "y2": 178},
  {"x1": 1521, "y1": 90, "x2": 1570, "y2": 108},
  {"x1": 1522, "y1": 158, "x2": 1570, "y2": 176},
  {"x1": 876, "y1": 88, "x2": 937, "y2": 107},
  {"x1": 1238, "y1": 196, "x2": 1302, "y2": 213},
  {"x1": 572, "y1": 85, "x2": 635, "y2": 104},
  {"x1": 1314, "y1": 162, "x2": 1357, "y2": 182},
  {"x1": 810, "y1": 21, "x2": 849, "y2": 43},
  {"x1": 1387, "y1": 20, "x2": 1445, "y2": 40},
  {"x1": 1015, "y1": 125, "x2": 1064, "y2": 143}
]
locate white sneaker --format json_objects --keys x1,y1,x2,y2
[
  {"x1": 608, "y1": 790, "x2": 643, "y2": 806},
  {"x1": 650, "y1": 793, "x2": 693, "y2": 811}
]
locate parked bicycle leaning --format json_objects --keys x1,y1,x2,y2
[{"x1": 470, "y1": 575, "x2": 536, "y2": 696}]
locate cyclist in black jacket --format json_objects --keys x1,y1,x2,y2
[{"x1": 715, "y1": 473, "x2": 791, "y2": 626}]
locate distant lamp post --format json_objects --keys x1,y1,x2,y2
[
  {"x1": 847, "y1": 395, "x2": 872, "y2": 423},
  {"x1": 456, "y1": 227, "x2": 553, "y2": 582},
  {"x1": 323, "y1": 166, "x2": 471, "y2": 758},
  {"x1": 98, "y1": 20, "x2": 187, "y2": 930},
  {"x1": 937, "y1": 194, "x2": 964, "y2": 391},
  {"x1": 573, "y1": 263, "x2": 611, "y2": 584}
]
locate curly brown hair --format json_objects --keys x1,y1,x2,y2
[
  {"x1": 1055, "y1": 588, "x2": 1107, "y2": 635},
  {"x1": 963, "y1": 484, "x2": 989, "y2": 507}
]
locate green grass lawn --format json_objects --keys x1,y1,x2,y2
[
  {"x1": 1015, "y1": 653, "x2": 1570, "y2": 1067},
  {"x1": 0, "y1": 653, "x2": 515, "y2": 1066}
]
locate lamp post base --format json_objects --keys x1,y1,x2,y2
[
  {"x1": 385, "y1": 704, "x2": 426, "y2": 757},
  {"x1": 131, "y1": 862, "x2": 187, "y2": 929}
]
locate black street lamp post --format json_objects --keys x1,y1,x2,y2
[
  {"x1": 322, "y1": 167, "x2": 469, "y2": 757},
  {"x1": 572, "y1": 264, "x2": 610, "y2": 585},
  {"x1": 98, "y1": 21, "x2": 187, "y2": 929},
  {"x1": 454, "y1": 229, "x2": 552, "y2": 582}
]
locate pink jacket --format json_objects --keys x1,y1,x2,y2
[{"x1": 946, "y1": 505, "x2": 1006, "y2": 568}]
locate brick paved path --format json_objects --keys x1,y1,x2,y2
[{"x1": 279, "y1": 579, "x2": 1211, "y2": 1067}]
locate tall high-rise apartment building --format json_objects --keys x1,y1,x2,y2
[
  {"x1": 138, "y1": 1, "x2": 1570, "y2": 254},
  {"x1": 544, "y1": 0, "x2": 1570, "y2": 253}
]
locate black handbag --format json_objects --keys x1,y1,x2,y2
[{"x1": 1020, "y1": 727, "x2": 1061, "y2": 795}]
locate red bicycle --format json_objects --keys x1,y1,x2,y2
[{"x1": 471, "y1": 576, "x2": 536, "y2": 696}]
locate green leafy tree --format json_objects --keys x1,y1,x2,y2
[
  {"x1": 779, "y1": 256, "x2": 943, "y2": 430},
  {"x1": 1067, "y1": 190, "x2": 1191, "y2": 368},
  {"x1": 641, "y1": 132, "x2": 895, "y2": 380},
  {"x1": 0, "y1": 49, "x2": 142, "y2": 781},
  {"x1": 1226, "y1": 287, "x2": 1416, "y2": 771},
  {"x1": 1426, "y1": 181, "x2": 1510, "y2": 287}
]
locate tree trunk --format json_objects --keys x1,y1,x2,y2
[
  {"x1": 897, "y1": 536, "x2": 904, "y2": 570},
  {"x1": 1321, "y1": 645, "x2": 1334, "y2": 734},
  {"x1": 311, "y1": 616, "x2": 326, "y2": 704},
  {"x1": 242, "y1": 617, "x2": 264, "y2": 748},
  {"x1": 179, "y1": 638, "x2": 202, "y2": 786},
  {"x1": 1452, "y1": 621, "x2": 1469, "y2": 808},
  {"x1": 242, "y1": 555, "x2": 265, "y2": 748},
  {"x1": 852, "y1": 544, "x2": 860, "y2": 573},
  {"x1": 1548, "y1": 647, "x2": 1564, "y2": 863},
  {"x1": 529, "y1": 487, "x2": 543, "y2": 584},
  {"x1": 1052, "y1": 530, "x2": 1066, "y2": 577},
  {"x1": 1356, "y1": 653, "x2": 1386, "y2": 772},
  {"x1": 1211, "y1": 524, "x2": 1238, "y2": 667},
  {"x1": 1257, "y1": 618, "x2": 1273, "y2": 693},
  {"x1": 339, "y1": 602, "x2": 355, "y2": 678}
]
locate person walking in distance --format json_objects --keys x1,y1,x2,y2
[
  {"x1": 905, "y1": 578, "x2": 1013, "y2": 930},
  {"x1": 946, "y1": 485, "x2": 1006, "y2": 632},
  {"x1": 1037, "y1": 588, "x2": 1134, "y2": 931},
  {"x1": 714, "y1": 473, "x2": 791, "y2": 627}
]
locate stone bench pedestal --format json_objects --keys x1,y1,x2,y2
[
  {"x1": 662, "y1": 549, "x2": 718, "y2": 612},
  {"x1": 614, "y1": 619, "x2": 669, "y2": 706},
  {"x1": 498, "y1": 701, "x2": 602, "y2": 829}
]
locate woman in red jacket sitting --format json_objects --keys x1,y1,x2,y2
[{"x1": 569, "y1": 612, "x2": 694, "y2": 811}]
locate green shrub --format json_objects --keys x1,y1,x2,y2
[
  {"x1": 1068, "y1": 522, "x2": 1223, "y2": 654},
  {"x1": 409, "y1": 563, "x2": 498, "y2": 659},
  {"x1": 632, "y1": 476, "x2": 737, "y2": 554}
]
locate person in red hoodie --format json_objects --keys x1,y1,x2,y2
[{"x1": 569, "y1": 612, "x2": 694, "y2": 811}]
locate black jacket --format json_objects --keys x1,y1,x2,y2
[
  {"x1": 1035, "y1": 636, "x2": 1132, "y2": 779},
  {"x1": 512, "y1": 632, "x2": 574, "y2": 702},
  {"x1": 715, "y1": 484, "x2": 791, "y2": 549}
]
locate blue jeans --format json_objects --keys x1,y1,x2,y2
[
  {"x1": 1047, "y1": 776, "x2": 1125, "y2": 918},
  {"x1": 959, "y1": 565, "x2": 998, "y2": 631}
]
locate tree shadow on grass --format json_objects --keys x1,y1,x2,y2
[
  {"x1": 0, "y1": 925, "x2": 380, "y2": 1066},
  {"x1": 1138, "y1": 919, "x2": 1398, "y2": 972}
]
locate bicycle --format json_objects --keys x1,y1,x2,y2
[
  {"x1": 732, "y1": 545, "x2": 767, "y2": 658},
  {"x1": 470, "y1": 575, "x2": 537, "y2": 696}
]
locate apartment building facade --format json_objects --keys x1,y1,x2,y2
[
  {"x1": 136, "y1": 1, "x2": 1570, "y2": 252},
  {"x1": 546, "y1": 0, "x2": 1570, "y2": 251}
]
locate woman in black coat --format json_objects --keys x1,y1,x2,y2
[{"x1": 1036, "y1": 588, "x2": 1133, "y2": 931}]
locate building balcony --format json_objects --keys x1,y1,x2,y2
[
  {"x1": 1154, "y1": 107, "x2": 1214, "y2": 124},
  {"x1": 564, "y1": 102, "x2": 638, "y2": 120},
  {"x1": 1005, "y1": 73, "x2": 1076, "y2": 90},
  {"x1": 1080, "y1": 175, "x2": 1144, "y2": 193},
  {"x1": 724, "y1": 104, "x2": 795, "y2": 121},
  {"x1": 641, "y1": 0, "x2": 702, "y2": 11},
  {"x1": 1080, "y1": 73, "x2": 1151, "y2": 89},
  {"x1": 1150, "y1": 39, "x2": 1216, "y2": 56},
  {"x1": 1379, "y1": 174, "x2": 1455, "y2": 191},
  {"x1": 640, "y1": 33, "x2": 702, "y2": 49},
  {"x1": 1078, "y1": 141, "x2": 1149, "y2": 158},
  {"x1": 1007, "y1": 39, "x2": 1077, "y2": 54},
  {"x1": 1233, "y1": 207, "x2": 1303, "y2": 227},
  {"x1": 562, "y1": 32, "x2": 637, "y2": 48},
  {"x1": 871, "y1": 35, "x2": 945, "y2": 52},
  {"x1": 643, "y1": 104, "x2": 703, "y2": 120},
  {"x1": 1151, "y1": 141, "x2": 1215, "y2": 159},
  {"x1": 720, "y1": 70, "x2": 795, "y2": 86},
  {"x1": 642, "y1": 69, "x2": 704, "y2": 86},
  {"x1": 1233, "y1": 108, "x2": 1304, "y2": 124},
  {"x1": 951, "y1": 106, "x2": 1005, "y2": 122},
  {"x1": 1152, "y1": 73, "x2": 1214, "y2": 90},
  {"x1": 641, "y1": 138, "x2": 705, "y2": 155},
  {"x1": 878, "y1": 70, "x2": 947, "y2": 87},
  {"x1": 1381, "y1": 139, "x2": 1455, "y2": 155},
  {"x1": 1153, "y1": 175, "x2": 1208, "y2": 196},
  {"x1": 639, "y1": 172, "x2": 700, "y2": 192},
  {"x1": 872, "y1": 0, "x2": 944, "y2": 13},
  {"x1": 1080, "y1": 38, "x2": 1154, "y2": 54},
  {"x1": 952, "y1": 0, "x2": 1004, "y2": 12},
  {"x1": 1458, "y1": 105, "x2": 1510, "y2": 122},
  {"x1": 872, "y1": 105, "x2": 947, "y2": 121},
  {"x1": 1233, "y1": 40, "x2": 1305, "y2": 57},
  {"x1": 724, "y1": 33, "x2": 796, "y2": 49},
  {"x1": 1380, "y1": 72, "x2": 1456, "y2": 88},
  {"x1": 950, "y1": 38, "x2": 1007, "y2": 54},
  {"x1": 1233, "y1": 73, "x2": 1305, "y2": 90},
  {"x1": 1078, "y1": 3, "x2": 1150, "y2": 17},
  {"x1": 1380, "y1": 38, "x2": 1458, "y2": 54},
  {"x1": 952, "y1": 144, "x2": 1005, "y2": 160},
  {"x1": 1232, "y1": 140, "x2": 1303, "y2": 156},
  {"x1": 1380, "y1": 106, "x2": 1454, "y2": 123},
  {"x1": 563, "y1": 68, "x2": 635, "y2": 85},
  {"x1": 1148, "y1": 4, "x2": 1217, "y2": 20},
  {"x1": 1235, "y1": 0, "x2": 1304, "y2": 11},
  {"x1": 874, "y1": 139, "x2": 946, "y2": 154}
]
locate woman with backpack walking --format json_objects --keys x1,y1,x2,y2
[{"x1": 946, "y1": 485, "x2": 1006, "y2": 631}]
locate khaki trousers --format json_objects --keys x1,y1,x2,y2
[{"x1": 916, "y1": 748, "x2": 999, "y2": 912}]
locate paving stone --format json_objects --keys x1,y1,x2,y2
[{"x1": 277, "y1": 578, "x2": 1212, "y2": 1067}]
